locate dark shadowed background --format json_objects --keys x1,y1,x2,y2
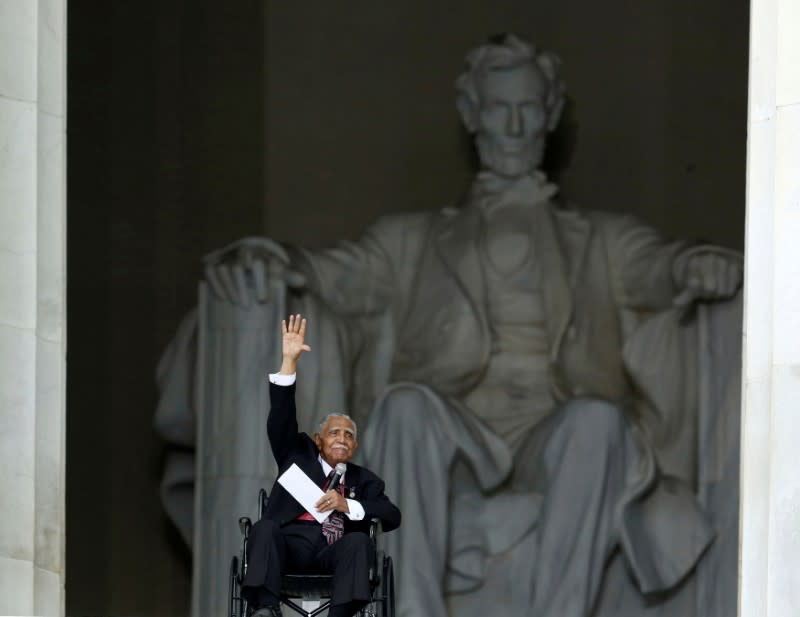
[{"x1": 66, "y1": 1, "x2": 748, "y2": 615}]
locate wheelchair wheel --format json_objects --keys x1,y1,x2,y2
[{"x1": 378, "y1": 556, "x2": 395, "y2": 617}]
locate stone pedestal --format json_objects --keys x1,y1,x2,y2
[
  {"x1": 740, "y1": 0, "x2": 800, "y2": 614},
  {"x1": 0, "y1": 1, "x2": 67, "y2": 615}
]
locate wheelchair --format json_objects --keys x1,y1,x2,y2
[{"x1": 229, "y1": 488, "x2": 396, "y2": 617}]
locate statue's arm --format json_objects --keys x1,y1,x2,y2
[
  {"x1": 603, "y1": 213, "x2": 742, "y2": 311},
  {"x1": 287, "y1": 215, "x2": 410, "y2": 316},
  {"x1": 602, "y1": 213, "x2": 690, "y2": 311},
  {"x1": 201, "y1": 213, "x2": 425, "y2": 315}
]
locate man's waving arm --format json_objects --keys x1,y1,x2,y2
[{"x1": 267, "y1": 314, "x2": 311, "y2": 466}]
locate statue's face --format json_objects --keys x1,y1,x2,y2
[
  {"x1": 314, "y1": 416, "x2": 358, "y2": 466},
  {"x1": 474, "y1": 63, "x2": 549, "y2": 177}
]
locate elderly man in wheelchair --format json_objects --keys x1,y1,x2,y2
[{"x1": 231, "y1": 315, "x2": 401, "y2": 617}]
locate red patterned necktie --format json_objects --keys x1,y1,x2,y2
[{"x1": 321, "y1": 471, "x2": 345, "y2": 545}]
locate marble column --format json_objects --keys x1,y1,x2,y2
[
  {"x1": 0, "y1": 0, "x2": 67, "y2": 615},
  {"x1": 739, "y1": 0, "x2": 800, "y2": 614}
]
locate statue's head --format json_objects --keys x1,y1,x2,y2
[{"x1": 455, "y1": 34, "x2": 565, "y2": 178}]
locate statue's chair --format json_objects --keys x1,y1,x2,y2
[{"x1": 228, "y1": 489, "x2": 396, "y2": 617}]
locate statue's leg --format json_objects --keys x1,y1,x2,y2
[
  {"x1": 521, "y1": 398, "x2": 636, "y2": 617},
  {"x1": 362, "y1": 384, "x2": 510, "y2": 617}
]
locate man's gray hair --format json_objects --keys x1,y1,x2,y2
[
  {"x1": 454, "y1": 33, "x2": 565, "y2": 132},
  {"x1": 317, "y1": 412, "x2": 358, "y2": 438}
]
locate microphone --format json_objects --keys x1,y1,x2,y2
[{"x1": 329, "y1": 463, "x2": 347, "y2": 491}]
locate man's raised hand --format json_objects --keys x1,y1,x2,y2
[{"x1": 280, "y1": 314, "x2": 311, "y2": 374}]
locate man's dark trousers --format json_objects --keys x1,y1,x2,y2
[{"x1": 242, "y1": 518, "x2": 374, "y2": 617}]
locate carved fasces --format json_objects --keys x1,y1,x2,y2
[{"x1": 202, "y1": 236, "x2": 305, "y2": 307}]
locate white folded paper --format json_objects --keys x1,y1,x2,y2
[{"x1": 277, "y1": 463, "x2": 334, "y2": 523}]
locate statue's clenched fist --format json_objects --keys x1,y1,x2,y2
[
  {"x1": 673, "y1": 246, "x2": 743, "y2": 307},
  {"x1": 202, "y1": 237, "x2": 306, "y2": 306}
]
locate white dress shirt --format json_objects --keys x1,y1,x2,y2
[{"x1": 269, "y1": 372, "x2": 365, "y2": 520}]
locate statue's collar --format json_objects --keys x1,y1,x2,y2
[{"x1": 469, "y1": 170, "x2": 559, "y2": 211}]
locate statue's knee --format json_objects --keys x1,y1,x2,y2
[
  {"x1": 558, "y1": 398, "x2": 626, "y2": 447},
  {"x1": 373, "y1": 384, "x2": 434, "y2": 431}
]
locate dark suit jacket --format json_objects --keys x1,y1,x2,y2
[{"x1": 264, "y1": 381, "x2": 401, "y2": 533}]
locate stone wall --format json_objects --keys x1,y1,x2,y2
[{"x1": 0, "y1": 0, "x2": 67, "y2": 615}]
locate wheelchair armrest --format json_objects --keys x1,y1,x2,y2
[{"x1": 369, "y1": 517, "x2": 382, "y2": 543}]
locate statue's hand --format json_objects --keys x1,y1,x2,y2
[
  {"x1": 202, "y1": 237, "x2": 306, "y2": 307},
  {"x1": 673, "y1": 246, "x2": 743, "y2": 307}
]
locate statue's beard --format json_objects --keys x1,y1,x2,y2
[{"x1": 475, "y1": 134, "x2": 544, "y2": 178}]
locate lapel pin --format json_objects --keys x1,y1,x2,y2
[{"x1": 349, "y1": 490, "x2": 355, "y2": 498}]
